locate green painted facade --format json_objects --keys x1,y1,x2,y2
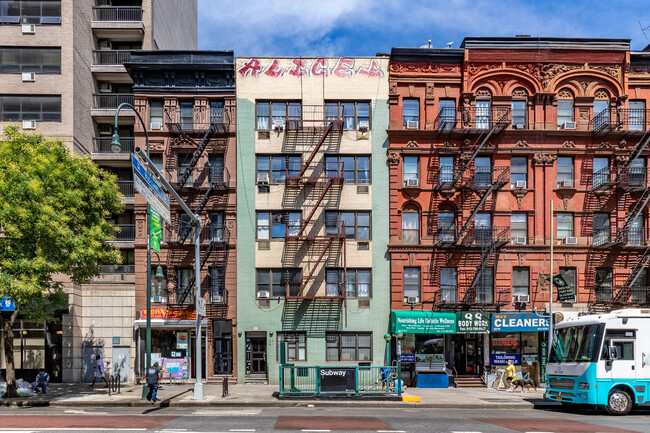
[{"x1": 236, "y1": 87, "x2": 390, "y2": 384}]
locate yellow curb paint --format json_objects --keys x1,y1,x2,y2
[{"x1": 401, "y1": 393, "x2": 420, "y2": 402}]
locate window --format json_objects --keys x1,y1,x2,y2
[
  {"x1": 557, "y1": 97, "x2": 574, "y2": 125},
  {"x1": 593, "y1": 98, "x2": 610, "y2": 129},
  {"x1": 149, "y1": 99, "x2": 163, "y2": 128},
  {"x1": 209, "y1": 267, "x2": 224, "y2": 302},
  {"x1": 593, "y1": 157, "x2": 609, "y2": 189},
  {"x1": 325, "y1": 101, "x2": 370, "y2": 130},
  {"x1": 559, "y1": 267, "x2": 577, "y2": 302},
  {"x1": 438, "y1": 208, "x2": 456, "y2": 242},
  {"x1": 326, "y1": 332, "x2": 372, "y2": 362},
  {"x1": 0, "y1": 95, "x2": 61, "y2": 121},
  {"x1": 178, "y1": 213, "x2": 193, "y2": 242},
  {"x1": 256, "y1": 155, "x2": 301, "y2": 184},
  {"x1": 403, "y1": 98, "x2": 419, "y2": 127},
  {"x1": 557, "y1": 156, "x2": 574, "y2": 187},
  {"x1": 177, "y1": 153, "x2": 194, "y2": 186},
  {"x1": 403, "y1": 267, "x2": 420, "y2": 300},
  {"x1": 150, "y1": 154, "x2": 164, "y2": 173},
  {"x1": 476, "y1": 268, "x2": 493, "y2": 303},
  {"x1": 210, "y1": 213, "x2": 224, "y2": 242},
  {"x1": 557, "y1": 213, "x2": 573, "y2": 239},
  {"x1": 595, "y1": 267, "x2": 612, "y2": 302},
  {"x1": 476, "y1": 99, "x2": 491, "y2": 129},
  {"x1": 325, "y1": 155, "x2": 370, "y2": 184},
  {"x1": 439, "y1": 156, "x2": 454, "y2": 185},
  {"x1": 632, "y1": 270, "x2": 647, "y2": 302},
  {"x1": 629, "y1": 100, "x2": 646, "y2": 131},
  {"x1": 402, "y1": 208, "x2": 419, "y2": 245},
  {"x1": 0, "y1": 47, "x2": 60, "y2": 73},
  {"x1": 511, "y1": 212, "x2": 527, "y2": 244},
  {"x1": 629, "y1": 214, "x2": 644, "y2": 246},
  {"x1": 510, "y1": 156, "x2": 527, "y2": 188},
  {"x1": 438, "y1": 99, "x2": 456, "y2": 129},
  {"x1": 512, "y1": 267, "x2": 529, "y2": 296},
  {"x1": 326, "y1": 211, "x2": 370, "y2": 240},
  {"x1": 403, "y1": 156, "x2": 419, "y2": 186},
  {"x1": 474, "y1": 156, "x2": 491, "y2": 188},
  {"x1": 176, "y1": 268, "x2": 194, "y2": 304},
  {"x1": 209, "y1": 100, "x2": 224, "y2": 122},
  {"x1": 440, "y1": 267, "x2": 457, "y2": 303},
  {"x1": 256, "y1": 211, "x2": 300, "y2": 240},
  {"x1": 277, "y1": 332, "x2": 306, "y2": 362},
  {"x1": 475, "y1": 213, "x2": 492, "y2": 245},
  {"x1": 256, "y1": 101, "x2": 301, "y2": 130},
  {"x1": 511, "y1": 99, "x2": 526, "y2": 127},
  {"x1": 256, "y1": 268, "x2": 302, "y2": 298},
  {"x1": 0, "y1": 1, "x2": 61, "y2": 24},
  {"x1": 179, "y1": 101, "x2": 193, "y2": 129},
  {"x1": 593, "y1": 213, "x2": 610, "y2": 247},
  {"x1": 326, "y1": 268, "x2": 371, "y2": 298},
  {"x1": 209, "y1": 154, "x2": 225, "y2": 184}
]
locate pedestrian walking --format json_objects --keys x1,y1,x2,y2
[
  {"x1": 90, "y1": 355, "x2": 109, "y2": 388},
  {"x1": 31, "y1": 368, "x2": 50, "y2": 394},
  {"x1": 505, "y1": 360, "x2": 516, "y2": 391},
  {"x1": 146, "y1": 361, "x2": 162, "y2": 404}
]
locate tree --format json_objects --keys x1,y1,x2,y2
[{"x1": 0, "y1": 127, "x2": 123, "y2": 397}]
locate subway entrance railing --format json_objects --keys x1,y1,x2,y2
[{"x1": 279, "y1": 364, "x2": 402, "y2": 397}]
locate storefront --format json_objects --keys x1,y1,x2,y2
[
  {"x1": 389, "y1": 311, "x2": 490, "y2": 387},
  {"x1": 135, "y1": 309, "x2": 207, "y2": 380},
  {"x1": 490, "y1": 312, "x2": 550, "y2": 385}
]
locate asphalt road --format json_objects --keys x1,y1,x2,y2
[{"x1": 0, "y1": 406, "x2": 648, "y2": 433}]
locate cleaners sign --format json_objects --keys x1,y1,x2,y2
[{"x1": 491, "y1": 312, "x2": 550, "y2": 332}]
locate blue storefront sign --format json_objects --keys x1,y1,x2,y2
[
  {"x1": 491, "y1": 353, "x2": 521, "y2": 365},
  {"x1": 400, "y1": 354, "x2": 416, "y2": 363},
  {"x1": 491, "y1": 312, "x2": 549, "y2": 332}
]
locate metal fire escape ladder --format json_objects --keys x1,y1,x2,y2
[
  {"x1": 194, "y1": 184, "x2": 214, "y2": 216},
  {"x1": 455, "y1": 182, "x2": 499, "y2": 243},
  {"x1": 615, "y1": 188, "x2": 650, "y2": 243},
  {"x1": 297, "y1": 122, "x2": 334, "y2": 178},
  {"x1": 614, "y1": 131, "x2": 650, "y2": 184},
  {"x1": 297, "y1": 180, "x2": 334, "y2": 237},
  {"x1": 616, "y1": 247, "x2": 650, "y2": 303},
  {"x1": 177, "y1": 125, "x2": 215, "y2": 186},
  {"x1": 463, "y1": 242, "x2": 497, "y2": 304},
  {"x1": 177, "y1": 230, "x2": 225, "y2": 305},
  {"x1": 292, "y1": 237, "x2": 335, "y2": 298}
]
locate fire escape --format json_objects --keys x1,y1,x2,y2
[
  {"x1": 281, "y1": 106, "x2": 346, "y2": 300},
  {"x1": 163, "y1": 104, "x2": 232, "y2": 307},
  {"x1": 429, "y1": 105, "x2": 511, "y2": 309}
]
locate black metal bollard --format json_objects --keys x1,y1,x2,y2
[{"x1": 222, "y1": 376, "x2": 228, "y2": 397}]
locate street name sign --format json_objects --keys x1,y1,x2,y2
[
  {"x1": 131, "y1": 154, "x2": 171, "y2": 224},
  {"x1": 150, "y1": 209, "x2": 162, "y2": 252}
]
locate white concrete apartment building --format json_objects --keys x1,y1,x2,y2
[{"x1": 0, "y1": 0, "x2": 197, "y2": 383}]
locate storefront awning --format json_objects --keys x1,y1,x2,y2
[{"x1": 133, "y1": 319, "x2": 207, "y2": 330}]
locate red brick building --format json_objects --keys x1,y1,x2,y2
[{"x1": 387, "y1": 38, "x2": 650, "y2": 381}]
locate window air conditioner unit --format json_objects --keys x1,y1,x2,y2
[
  {"x1": 22, "y1": 24, "x2": 35, "y2": 34},
  {"x1": 405, "y1": 296, "x2": 419, "y2": 304},
  {"x1": 513, "y1": 123, "x2": 525, "y2": 129},
  {"x1": 257, "y1": 172, "x2": 269, "y2": 184},
  {"x1": 150, "y1": 122, "x2": 162, "y2": 130},
  {"x1": 357, "y1": 121, "x2": 369, "y2": 132},
  {"x1": 98, "y1": 40, "x2": 112, "y2": 50},
  {"x1": 21, "y1": 72, "x2": 35, "y2": 82},
  {"x1": 513, "y1": 294, "x2": 530, "y2": 303},
  {"x1": 98, "y1": 83, "x2": 112, "y2": 93},
  {"x1": 97, "y1": 124, "x2": 112, "y2": 135},
  {"x1": 151, "y1": 296, "x2": 166, "y2": 303},
  {"x1": 515, "y1": 180, "x2": 527, "y2": 189},
  {"x1": 272, "y1": 120, "x2": 284, "y2": 132},
  {"x1": 406, "y1": 120, "x2": 419, "y2": 129},
  {"x1": 405, "y1": 178, "x2": 419, "y2": 187},
  {"x1": 561, "y1": 179, "x2": 574, "y2": 188},
  {"x1": 22, "y1": 120, "x2": 36, "y2": 130},
  {"x1": 213, "y1": 295, "x2": 224, "y2": 303},
  {"x1": 562, "y1": 121, "x2": 576, "y2": 130},
  {"x1": 564, "y1": 237, "x2": 578, "y2": 245},
  {"x1": 515, "y1": 236, "x2": 527, "y2": 245},
  {"x1": 258, "y1": 291, "x2": 270, "y2": 299}
]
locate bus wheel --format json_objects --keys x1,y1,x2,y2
[{"x1": 605, "y1": 389, "x2": 632, "y2": 415}]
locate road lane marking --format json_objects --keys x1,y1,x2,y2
[
  {"x1": 377, "y1": 431, "x2": 406, "y2": 432},
  {"x1": 0, "y1": 429, "x2": 146, "y2": 432},
  {"x1": 301, "y1": 430, "x2": 331, "y2": 432},
  {"x1": 230, "y1": 430, "x2": 256, "y2": 432}
]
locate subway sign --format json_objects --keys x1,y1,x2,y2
[{"x1": 491, "y1": 312, "x2": 550, "y2": 332}]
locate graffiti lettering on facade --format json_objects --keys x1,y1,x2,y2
[{"x1": 237, "y1": 58, "x2": 384, "y2": 78}]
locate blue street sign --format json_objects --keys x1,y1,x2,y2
[
  {"x1": 491, "y1": 353, "x2": 521, "y2": 365},
  {"x1": 0, "y1": 297, "x2": 15, "y2": 312},
  {"x1": 131, "y1": 154, "x2": 171, "y2": 224}
]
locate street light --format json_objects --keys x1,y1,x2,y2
[
  {"x1": 394, "y1": 332, "x2": 404, "y2": 397},
  {"x1": 111, "y1": 102, "x2": 153, "y2": 399},
  {"x1": 383, "y1": 333, "x2": 391, "y2": 366}
]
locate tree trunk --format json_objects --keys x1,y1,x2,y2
[{"x1": 2, "y1": 310, "x2": 19, "y2": 398}]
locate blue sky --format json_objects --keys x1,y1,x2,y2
[{"x1": 198, "y1": 0, "x2": 650, "y2": 56}]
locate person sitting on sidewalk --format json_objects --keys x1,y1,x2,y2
[
  {"x1": 146, "y1": 361, "x2": 162, "y2": 404},
  {"x1": 32, "y1": 369, "x2": 50, "y2": 394}
]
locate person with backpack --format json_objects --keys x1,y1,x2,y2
[{"x1": 146, "y1": 361, "x2": 162, "y2": 404}]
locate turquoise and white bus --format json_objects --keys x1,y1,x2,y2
[{"x1": 545, "y1": 308, "x2": 650, "y2": 415}]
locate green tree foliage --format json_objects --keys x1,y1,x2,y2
[{"x1": 0, "y1": 127, "x2": 123, "y2": 397}]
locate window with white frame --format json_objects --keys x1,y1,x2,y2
[
  {"x1": 403, "y1": 98, "x2": 419, "y2": 127},
  {"x1": 512, "y1": 267, "x2": 529, "y2": 296},
  {"x1": 510, "y1": 156, "x2": 527, "y2": 188},
  {"x1": 256, "y1": 101, "x2": 301, "y2": 130},
  {"x1": 256, "y1": 268, "x2": 302, "y2": 298},
  {"x1": 149, "y1": 99, "x2": 163, "y2": 128},
  {"x1": 440, "y1": 267, "x2": 457, "y2": 303},
  {"x1": 402, "y1": 208, "x2": 419, "y2": 245},
  {"x1": 277, "y1": 332, "x2": 306, "y2": 362},
  {"x1": 511, "y1": 212, "x2": 527, "y2": 244},
  {"x1": 403, "y1": 156, "x2": 419, "y2": 186},
  {"x1": 325, "y1": 101, "x2": 370, "y2": 130},
  {"x1": 325, "y1": 211, "x2": 370, "y2": 240},
  {"x1": 629, "y1": 100, "x2": 646, "y2": 131},
  {"x1": 557, "y1": 156, "x2": 574, "y2": 188},
  {"x1": 256, "y1": 155, "x2": 301, "y2": 184},
  {"x1": 256, "y1": 211, "x2": 300, "y2": 239},
  {"x1": 326, "y1": 332, "x2": 372, "y2": 362},
  {"x1": 326, "y1": 268, "x2": 371, "y2": 298},
  {"x1": 404, "y1": 267, "x2": 420, "y2": 300},
  {"x1": 557, "y1": 213, "x2": 574, "y2": 239},
  {"x1": 511, "y1": 99, "x2": 526, "y2": 127},
  {"x1": 325, "y1": 155, "x2": 370, "y2": 184},
  {"x1": 557, "y1": 95, "x2": 574, "y2": 125}
]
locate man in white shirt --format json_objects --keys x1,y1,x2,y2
[{"x1": 89, "y1": 354, "x2": 109, "y2": 388}]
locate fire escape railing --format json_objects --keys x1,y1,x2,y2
[{"x1": 589, "y1": 108, "x2": 650, "y2": 134}]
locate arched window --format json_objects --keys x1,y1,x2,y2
[
  {"x1": 593, "y1": 89, "x2": 611, "y2": 130},
  {"x1": 437, "y1": 204, "x2": 456, "y2": 243},
  {"x1": 402, "y1": 206, "x2": 420, "y2": 245},
  {"x1": 475, "y1": 87, "x2": 492, "y2": 129},
  {"x1": 557, "y1": 88, "x2": 574, "y2": 127}
]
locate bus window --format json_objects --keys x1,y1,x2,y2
[{"x1": 612, "y1": 341, "x2": 634, "y2": 360}]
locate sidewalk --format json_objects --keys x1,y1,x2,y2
[{"x1": 1, "y1": 382, "x2": 560, "y2": 409}]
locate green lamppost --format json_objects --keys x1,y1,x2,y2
[
  {"x1": 383, "y1": 333, "x2": 391, "y2": 366},
  {"x1": 111, "y1": 102, "x2": 156, "y2": 398}
]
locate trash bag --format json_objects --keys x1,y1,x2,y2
[
  {"x1": 17, "y1": 387, "x2": 35, "y2": 397},
  {"x1": 16, "y1": 379, "x2": 30, "y2": 389}
]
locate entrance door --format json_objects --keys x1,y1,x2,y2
[
  {"x1": 246, "y1": 333, "x2": 267, "y2": 377},
  {"x1": 82, "y1": 346, "x2": 102, "y2": 383},
  {"x1": 465, "y1": 339, "x2": 479, "y2": 374},
  {"x1": 112, "y1": 347, "x2": 130, "y2": 382},
  {"x1": 213, "y1": 333, "x2": 232, "y2": 375}
]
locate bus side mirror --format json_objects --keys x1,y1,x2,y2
[{"x1": 609, "y1": 346, "x2": 618, "y2": 360}]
